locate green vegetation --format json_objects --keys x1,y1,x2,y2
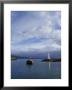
[{"x1": 11, "y1": 56, "x2": 16, "y2": 60}]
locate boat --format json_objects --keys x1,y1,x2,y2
[{"x1": 26, "y1": 59, "x2": 33, "y2": 65}]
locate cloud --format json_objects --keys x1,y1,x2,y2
[{"x1": 11, "y1": 11, "x2": 61, "y2": 54}]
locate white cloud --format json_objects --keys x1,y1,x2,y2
[{"x1": 11, "y1": 11, "x2": 61, "y2": 53}]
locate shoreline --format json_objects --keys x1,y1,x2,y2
[
  {"x1": 42, "y1": 59, "x2": 61, "y2": 62},
  {"x1": 11, "y1": 56, "x2": 61, "y2": 62}
]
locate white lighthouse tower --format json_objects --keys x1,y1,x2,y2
[
  {"x1": 48, "y1": 53, "x2": 51, "y2": 70},
  {"x1": 48, "y1": 53, "x2": 50, "y2": 59}
]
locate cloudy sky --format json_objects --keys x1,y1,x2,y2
[{"x1": 11, "y1": 11, "x2": 61, "y2": 56}]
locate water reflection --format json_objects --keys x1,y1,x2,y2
[
  {"x1": 49, "y1": 62, "x2": 51, "y2": 71},
  {"x1": 11, "y1": 59, "x2": 61, "y2": 79}
]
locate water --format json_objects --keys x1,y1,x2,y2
[{"x1": 11, "y1": 59, "x2": 61, "y2": 79}]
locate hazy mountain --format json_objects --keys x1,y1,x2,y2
[{"x1": 11, "y1": 51, "x2": 61, "y2": 59}]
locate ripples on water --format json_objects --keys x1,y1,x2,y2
[{"x1": 11, "y1": 59, "x2": 61, "y2": 79}]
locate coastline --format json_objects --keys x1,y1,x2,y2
[{"x1": 42, "y1": 58, "x2": 61, "y2": 62}]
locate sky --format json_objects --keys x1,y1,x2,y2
[{"x1": 11, "y1": 11, "x2": 61, "y2": 57}]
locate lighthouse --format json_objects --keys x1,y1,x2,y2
[{"x1": 48, "y1": 53, "x2": 50, "y2": 60}]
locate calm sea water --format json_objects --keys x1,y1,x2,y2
[{"x1": 11, "y1": 59, "x2": 61, "y2": 79}]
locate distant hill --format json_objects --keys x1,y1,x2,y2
[{"x1": 11, "y1": 51, "x2": 61, "y2": 59}]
